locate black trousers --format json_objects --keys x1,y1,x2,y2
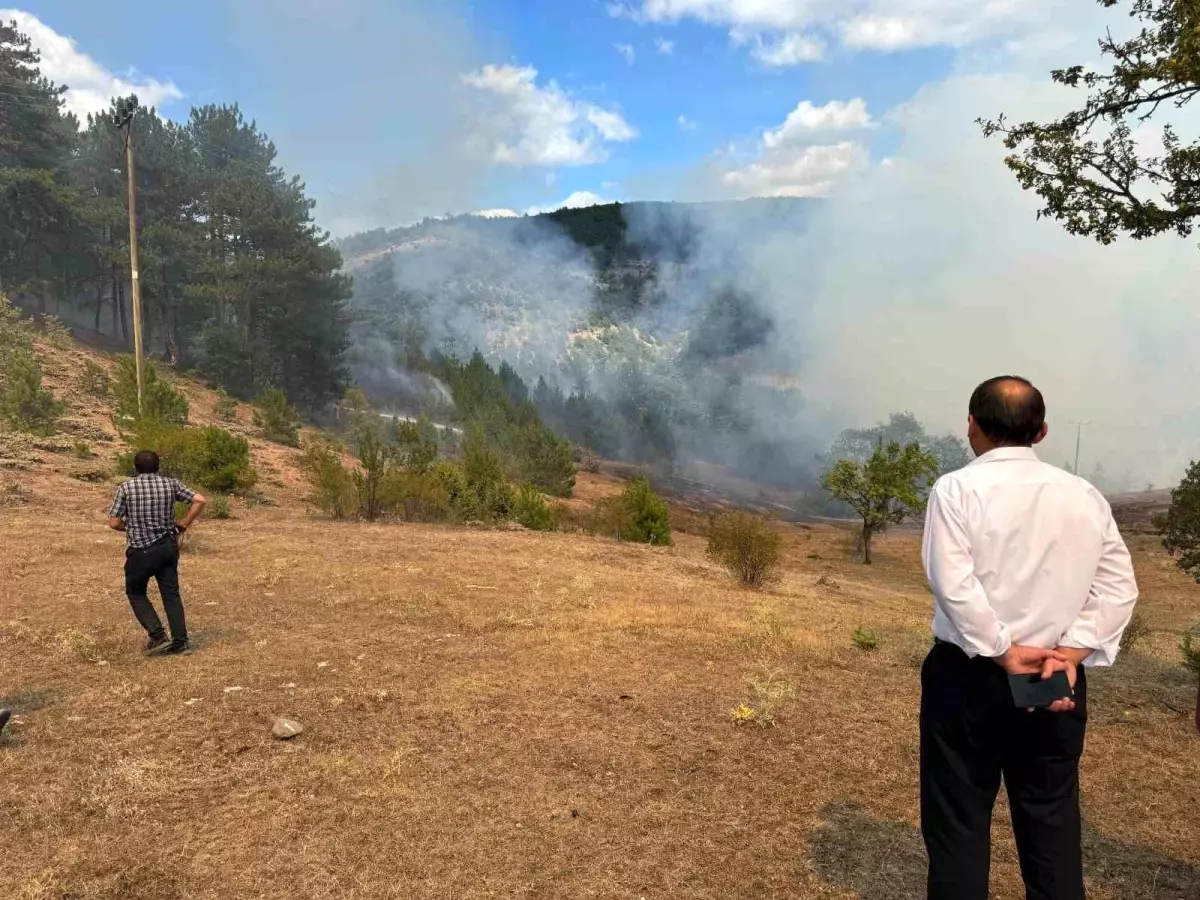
[
  {"x1": 124, "y1": 536, "x2": 187, "y2": 644},
  {"x1": 920, "y1": 640, "x2": 1087, "y2": 900}
]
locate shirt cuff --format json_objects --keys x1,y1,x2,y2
[
  {"x1": 1058, "y1": 636, "x2": 1108, "y2": 667},
  {"x1": 963, "y1": 624, "x2": 1013, "y2": 660}
]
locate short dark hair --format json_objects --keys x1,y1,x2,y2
[
  {"x1": 133, "y1": 450, "x2": 160, "y2": 474},
  {"x1": 969, "y1": 376, "x2": 1046, "y2": 446}
]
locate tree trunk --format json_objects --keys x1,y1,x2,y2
[
  {"x1": 862, "y1": 523, "x2": 874, "y2": 565},
  {"x1": 117, "y1": 279, "x2": 129, "y2": 344},
  {"x1": 159, "y1": 292, "x2": 180, "y2": 370},
  {"x1": 111, "y1": 268, "x2": 118, "y2": 336},
  {"x1": 94, "y1": 280, "x2": 103, "y2": 331}
]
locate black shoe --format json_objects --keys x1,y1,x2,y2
[
  {"x1": 144, "y1": 635, "x2": 171, "y2": 656},
  {"x1": 0, "y1": 709, "x2": 10, "y2": 735},
  {"x1": 162, "y1": 640, "x2": 191, "y2": 656}
]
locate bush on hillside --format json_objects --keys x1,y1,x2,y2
[
  {"x1": 513, "y1": 484, "x2": 556, "y2": 531},
  {"x1": 353, "y1": 426, "x2": 391, "y2": 521},
  {"x1": 460, "y1": 431, "x2": 514, "y2": 522},
  {"x1": 381, "y1": 470, "x2": 452, "y2": 522},
  {"x1": 707, "y1": 511, "x2": 783, "y2": 588},
  {"x1": 112, "y1": 356, "x2": 189, "y2": 427},
  {"x1": 1120, "y1": 610, "x2": 1151, "y2": 653},
  {"x1": 394, "y1": 415, "x2": 438, "y2": 474},
  {"x1": 118, "y1": 421, "x2": 257, "y2": 494},
  {"x1": 1183, "y1": 626, "x2": 1200, "y2": 677},
  {"x1": 81, "y1": 360, "x2": 111, "y2": 398},
  {"x1": 253, "y1": 386, "x2": 301, "y2": 447},
  {"x1": 302, "y1": 441, "x2": 357, "y2": 520},
  {"x1": 512, "y1": 422, "x2": 576, "y2": 498},
  {"x1": 1, "y1": 346, "x2": 59, "y2": 435},
  {"x1": 853, "y1": 626, "x2": 881, "y2": 652},
  {"x1": 214, "y1": 389, "x2": 238, "y2": 422},
  {"x1": 612, "y1": 477, "x2": 672, "y2": 546}
]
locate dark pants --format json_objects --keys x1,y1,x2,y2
[
  {"x1": 920, "y1": 641, "x2": 1087, "y2": 900},
  {"x1": 124, "y1": 536, "x2": 186, "y2": 644}
]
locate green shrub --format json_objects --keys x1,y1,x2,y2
[
  {"x1": 460, "y1": 431, "x2": 514, "y2": 522},
  {"x1": 853, "y1": 626, "x2": 881, "y2": 652},
  {"x1": 71, "y1": 441, "x2": 94, "y2": 460},
  {"x1": 394, "y1": 415, "x2": 439, "y2": 474},
  {"x1": 81, "y1": 360, "x2": 110, "y2": 398},
  {"x1": 209, "y1": 495, "x2": 232, "y2": 520},
  {"x1": 513, "y1": 484, "x2": 556, "y2": 531},
  {"x1": 112, "y1": 356, "x2": 188, "y2": 427},
  {"x1": 512, "y1": 423, "x2": 576, "y2": 498},
  {"x1": 380, "y1": 470, "x2": 452, "y2": 522},
  {"x1": 1, "y1": 347, "x2": 59, "y2": 435},
  {"x1": 708, "y1": 511, "x2": 783, "y2": 588},
  {"x1": 1120, "y1": 610, "x2": 1151, "y2": 653},
  {"x1": 301, "y1": 442, "x2": 356, "y2": 519},
  {"x1": 214, "y1": 389, "x2": 238, "y2": 422},
  {"x1": 119, "y1": 421, "x2": 257, "y2": 494},
  {"x1": 1182, "y1": 626, "x2": 1200, "y2": 676},
  {"x1": 253, "y1": 386, "x2": 301, "y2": 447},
  {"x1": 352, "y1": 425, "x2": 391, "y2": 521},
  {"x1": 613, "y1": 477, "x2": 672, "y2": 546}
]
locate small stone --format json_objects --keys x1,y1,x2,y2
[{"x1": 272, "y1": 717, "x2": 304, "y2": 740}]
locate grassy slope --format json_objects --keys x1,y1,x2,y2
[{"x1": 1, "y1": 339, "x2": 1198, "y2": 900}]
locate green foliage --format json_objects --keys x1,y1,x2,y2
[
  {"x1": 1, "y1": 346, "x2": 59, "y2": 434},
  {"x1": 1162, "y1": 460, "x2": 1200, "y2": 583},
  {"x1": 301, "y1": 442, "x2": 356, "y2": 520},
  {"x1": 214, "y1": 389, "x2": 237, "y2": 422},
  {"x1": 829, "y1": 411, "x2": 969, "y2": 476},
  {"x1": 821, "y1": 441, "x2": 940, "y2": 564},
  {"x1": 352, "y1": 425, "x2": 391, "y2": 522},
  {"x1": 707, "y1": 511, "x2": 783, "y2": 588},
  {"x1": 71, "y1": 441, "x2": 93, "y2": 460},
  {"x1": 208, "y1": 494, "x2": 232, "y2": 520},
  {"x1": 512, "y1": 422, "x2": 576, "y2": 498},
  {"x1": 612, "y1": 477, "x2": 672, "y2": 546},
  {"x1": 81, "y1": 360, "x2": 110, "y2": 398},
  {"x1": 112, "y1": 356, "x2": 188, "y2": 428},
  {"x1": 253, "y1": 386, "x2": 301, "y2": 447},
  {"x1": 981, "y1": 0, "x2": 1200, "y2": 245},
  {"x1": 853, "y1": 627, "x2": 881, "y2": 652},
  {"x1": 458, "y1": 431, "x2": 514, "y2": 522},
  {"x1": 119, "y1": 421, "x2": 257, "y2": 494},
  {"x1": 393, "y1": 415, "x2": 438, "y2": 474},
  {"x1": 1182, "y1": 627, "x2": 1200, "y2": 677},
  {"x1": 380, "y1": 470, "x2": 452, "y2": 522},
  {"x1": 513, "y1": 484, "x2": 556, "y2": 532}
]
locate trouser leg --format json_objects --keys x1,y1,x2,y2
[
  {"x1": 1005, "y1": 669, "x2": 1088, "y2": 900},
  {"x1": 153, "y1": 542, "x2": 187, "y2": 644},
  {"x1": 124, "y1": 548, "x2": 165, "y2": 639},
  {"x1": 921, "y1": 643, "x2": 1005, "y2": 900}
]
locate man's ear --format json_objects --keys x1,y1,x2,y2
[{"x1": 1033, "y1": 421, "x2": 1049, "y2": 446}]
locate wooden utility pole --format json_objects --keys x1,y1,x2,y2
[
  {"x1": 115, "y1": 98, "x2": 144, "y2": 414},
  {"x1": 1071, "y1": 420, "x2": 1090, "y2": 475}
]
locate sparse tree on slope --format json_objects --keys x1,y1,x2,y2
[
  {"x1": 1162, "y1": 460, "x2": 1200, "y2": 583},
  {"x1": 822, "y1": 441, "x2": 940, "y2": 564},
  {"x1": 981, "y1": 0, "x2": 1200, "y2": 245}
]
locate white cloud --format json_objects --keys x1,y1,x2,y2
[
  {"x1": 763, "y1": 98, "x2": 874, "y2": 147},
  {"x1": 525, "y1": 189, "x2": 612, "y2": 216},
  {"x1": 678, "y1": 114, "x2": 698, "y2": 132},
  {"x1": 1, "y1": 9, "x2": 184, "y2": 123},
  {"x1": 474, "y1": 208, "x2": 521, "y2": 219},
  {"x1": 655, "y1": 37, "x2": 676, "y2": 55},
  {"x1": 461, "y1": 64, "x2": 638, "y2": 167},
  {"x1": 616, "y1": 0, "x2": 1054, "y2": 55},
  {"x1": 722, "y1": 141, "x2": 867, "y2": 197},
  {"x1": 614, "y1": 42, "x2": 637, "y2": 64},
  {"x1": 717, "y1": 97, "x2": 872, "y2": 197},
  {"x1": 737, "y1": 30, "x2": 824, "y2": 66}
]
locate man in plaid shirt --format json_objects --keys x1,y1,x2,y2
[{"x1": 108, "y1": 450, "x2": 207, "y2": 655}]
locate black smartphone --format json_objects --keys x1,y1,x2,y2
[{"x1": 1008, "y1": 671, "x2": 1073, "y2": 708}]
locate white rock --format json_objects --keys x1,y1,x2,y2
[{"x1": 272, "y1": 717, "x2": 304, "y2": 740}]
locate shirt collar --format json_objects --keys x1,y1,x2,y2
[{"x1": 969, "y1": 446, "x2": 1040, "y2": 466}]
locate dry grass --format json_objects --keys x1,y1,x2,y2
[{"x1": 1, "y1": 340, "x2": 1198, "y2": 899}]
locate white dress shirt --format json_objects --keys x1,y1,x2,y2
[{"x1": 922, "y1": 446, "x2": 1138, "y2": 667}]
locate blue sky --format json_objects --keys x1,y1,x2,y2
[{"x1": 10, "y1": 0, "x2": 994, "y2": 234}]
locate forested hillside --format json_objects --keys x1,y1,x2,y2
[{"x1": 0, "y1": 20, "x2": 350, "y2": 413}]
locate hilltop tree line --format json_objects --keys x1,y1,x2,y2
[{"x1": 0, "y1": 19, "x2": 350, "y2": 413}]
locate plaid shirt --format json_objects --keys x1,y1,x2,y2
[{"x1": 108, "y1": 474, "x2": 196, "y2": 549}]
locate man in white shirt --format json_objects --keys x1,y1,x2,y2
[{"x1": 921, "y1": 376, "x2": 1138, "y2": 900}]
